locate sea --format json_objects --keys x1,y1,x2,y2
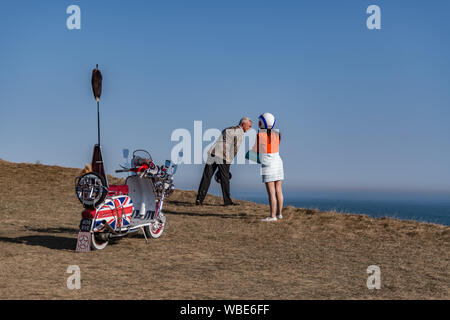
[{"x1": 236, "y1": 190, "x2": 450, "y2": 226}]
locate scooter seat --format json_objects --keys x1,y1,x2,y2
[{"x1": 108, "y1": 185, "x2": 129, "y2": 196}]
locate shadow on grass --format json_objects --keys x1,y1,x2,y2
[
  {"x1": 0, "y1": 235, "x2": 76, "y2": 251},
  {"x1": 167, "y1": 200, "x2": 229, "y2": 207},
  {"x1": 24, "y1": 226, "x2": 78, "y2": 234},
  {"x1": 164, "y1": 209, "x2": 249, "y2": 220}
]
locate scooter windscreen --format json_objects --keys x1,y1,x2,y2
[{"x1": 132, "y1": 149, "x2": 153, "y2": 167}]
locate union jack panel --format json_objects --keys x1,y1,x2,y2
[{"x1": 93, "y1": 195, "x2": 133, "y2": 232}]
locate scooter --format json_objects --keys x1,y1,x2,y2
[
  {"x1": 75, "y1": 149, "x2": 177, "y2": 251},
  {"x1": 74, "y1": 65, "x2": 178, "y2": 251}
]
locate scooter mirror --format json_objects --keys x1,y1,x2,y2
[{"x1": 165, "y1": 159, "x2": 172, "y2": 168}]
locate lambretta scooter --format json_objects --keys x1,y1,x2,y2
[
  {"x1": 74, "y1": 65, "x2": 177, "y2": 251},
  {"x1": 75, "y1": 150, "x2": 177, "y2": 251}
]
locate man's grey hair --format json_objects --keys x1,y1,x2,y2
[{"x1": 239, "y1": 117, "x2": 252, "y2": 125}]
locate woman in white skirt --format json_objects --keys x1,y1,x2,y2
[{"x1": 249, "y1": 113, "x2": 284, "y2": 222}]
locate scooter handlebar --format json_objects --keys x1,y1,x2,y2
[{"x1": 115, "y1": 164, "x2": 148, "y2": 174}]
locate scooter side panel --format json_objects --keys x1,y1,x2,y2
[
  {"x1": 114, "y1": 195, "x2": 133, "y2": 228},
  {"x1": 93, "y1": 195, "x2": 133, "y2": 231}
]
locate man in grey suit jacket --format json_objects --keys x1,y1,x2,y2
[{"x1": 196, "y1": 117, "x2": 252, "y2": 206}]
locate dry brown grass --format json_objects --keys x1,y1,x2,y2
[{"x1": 0, "y1": 159, "x2": 448, "y2": 299}]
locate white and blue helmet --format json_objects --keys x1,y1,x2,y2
[{"x1": 258, "y1": 113, "x2": 276, "y2": 129}]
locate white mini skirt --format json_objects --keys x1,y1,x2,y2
[{"x1": 260, "y1": 153, "x2": 284, "y2": 183}]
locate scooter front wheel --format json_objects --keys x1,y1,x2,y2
[
  {"x1": 144, "y1": 214, "x2": 166, "y2": 239},
  {"x1": 91, "y1": 232, "x2": 109, "y2": 250}
]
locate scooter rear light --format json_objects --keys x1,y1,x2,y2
[{"x1": 82, "y1": 208, "x2": 96, "y2": 219}]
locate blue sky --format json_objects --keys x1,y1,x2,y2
[{"x1": 1, "y1": 1, "x2": 450, "y2": 199}]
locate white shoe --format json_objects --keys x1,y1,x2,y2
[
  {"x1": 276, "y1": 214, "x2": 283, "y2": 220},
  {"x1": 262, "y1": 217, "x2": 277, "y2": 222}
]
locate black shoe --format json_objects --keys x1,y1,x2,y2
[
  {"x1": 196, "y1": 199, "x2": 202, "y2": 206},
  {"x1": 224, "y1": 202, "x2": 238, "y2": 206}
]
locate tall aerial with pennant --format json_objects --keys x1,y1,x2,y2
[
  {"x1": 90, "y1": 65, "x2": 108, "y2": 187},
  {"x1": 91, "y1": 64, "x2": 103, "y2": 145}
]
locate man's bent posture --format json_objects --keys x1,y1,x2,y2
[{"x1": 196, "y1": 117, "x2": 252, "y2": 206}]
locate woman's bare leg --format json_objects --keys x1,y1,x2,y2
[
  {"x1": 275, "y1": 180, "x2": 283, "y2": 216},
  {"x1": 265, "y1": 182, "x2": 277, "y2": 218}
]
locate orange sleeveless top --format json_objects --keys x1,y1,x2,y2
[{"x1": 252, "y1": 130, "x2": 280, "y2": 154}]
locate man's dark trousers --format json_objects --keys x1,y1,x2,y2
[{"x1": 197, "y1": 163, "x2": 232, "y2": 205}]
